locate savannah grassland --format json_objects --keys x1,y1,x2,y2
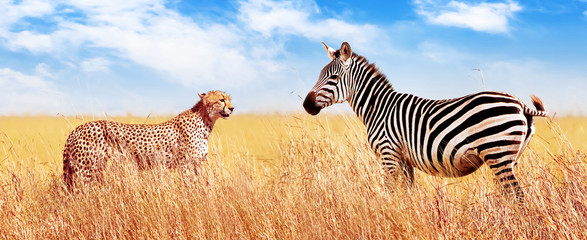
[{"x1": 0, "y1": 114, "x2": 586, "y2": 239}]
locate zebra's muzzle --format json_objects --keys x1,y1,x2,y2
[{"x1": 303, "y1": 91, "x2": 322, "y2": 115}]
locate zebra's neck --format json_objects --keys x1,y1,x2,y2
[{"x1": 346, "y1": 56, "x2": 396, "y2": 125}]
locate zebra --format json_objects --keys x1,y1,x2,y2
[{"x1": 303, "y1": 42, "x2": 548, "y2": 202}]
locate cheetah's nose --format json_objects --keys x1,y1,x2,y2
[{"x1": 229, "y1": 107, "x2": 234, "y2": 112}]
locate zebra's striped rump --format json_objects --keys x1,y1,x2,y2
[{"x1": 422, "y1": 92, "x2": 530, "y2": 178}]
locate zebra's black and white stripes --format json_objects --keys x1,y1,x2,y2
[{"x1": 303, "y1": 42, "x2": 548, "y2": 202}]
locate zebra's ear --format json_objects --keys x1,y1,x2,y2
[
  {"x1": 322, "y1": 42, "x2": 336, "y2": 60},
  {"x1": 198, "y1": 92, "x2": 206, "y2": 99},
  {"x1": 340, "y1": 42, "x2": 352, "y2": 62}
]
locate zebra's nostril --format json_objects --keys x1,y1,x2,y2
[{"x1": 229, "y1": 107, "x2": 234, "y2": 111}]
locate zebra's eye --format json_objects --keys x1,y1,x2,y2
[
  {"x1": 220, "y1": 99, "x2": 225, "y2": 102},
  {"x1": 330, "y1": 75, "x2": 339, "y2": 79}
]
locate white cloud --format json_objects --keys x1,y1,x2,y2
[
  {"x1": 0, "y1": 69, "x2": 48, "y2": 89},
  {"x1": 0, "y1": 0, "x2": 53, "y2": 29},
  {"x1": 5, "y1": 30, "x2": 54, "y2": 53},
  {"x1": 35, "y1": 63, "x2": 53, "y2": 78},
  {"x1": 238, "y1": 0, "x2": 382, "y2": 50},
  {"x1": 414, "y1": 0, "x2": 522, "y2": 33},
  {"x1": 3, "y1": 1, "x2": 259, "y2": 87},
  {"x1": 0, "y1": 68, "x2": 63, "y2": 115},
  {"x1": 81, "y1": 57, "x2": 111, "y2": 73}
]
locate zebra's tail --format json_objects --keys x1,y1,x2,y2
[{"x1": 525, "y1": 94, "x2": 548, "y2": 117}]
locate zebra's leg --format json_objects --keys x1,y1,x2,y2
[
  {"x1": 381, "y1": 156, "x2": 398, "y2": 190},
  {"x1": 487, "y1": 155, "x2": 524, "y2": 203},
  {"x1": 380, "y1": 145, "x2": 414, "y2": 188}
]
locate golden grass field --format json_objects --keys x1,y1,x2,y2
[{"x1": 0, "y1": 114, "x2": 586, "y2": 239}]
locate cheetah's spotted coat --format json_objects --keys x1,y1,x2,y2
[{"x1": 62, "y1": 90, "x2": 234, "y2": 188}]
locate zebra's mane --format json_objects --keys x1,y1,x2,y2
[{"x1": 352, "y1": 53, "x2": 395, "y2": 91}]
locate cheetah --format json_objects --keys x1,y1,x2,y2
[{"x1": 62, "y1": 90, "x2": 234, "y2": 189}]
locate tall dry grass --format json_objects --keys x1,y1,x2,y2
[{"x1": 0, "y1": 114, "x2": 586, "y2": 239}]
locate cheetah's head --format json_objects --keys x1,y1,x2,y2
[{"x1": 198, "y1": 90, "x2": 234, "y2": 120}]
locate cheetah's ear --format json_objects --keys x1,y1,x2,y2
[{"x1": 198, "y1": 92, "x2": 206, "y2": 99}]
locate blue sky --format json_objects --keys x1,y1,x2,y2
[{"x1": 1, "y1": 0, "x2": 586, "y2": 116}]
